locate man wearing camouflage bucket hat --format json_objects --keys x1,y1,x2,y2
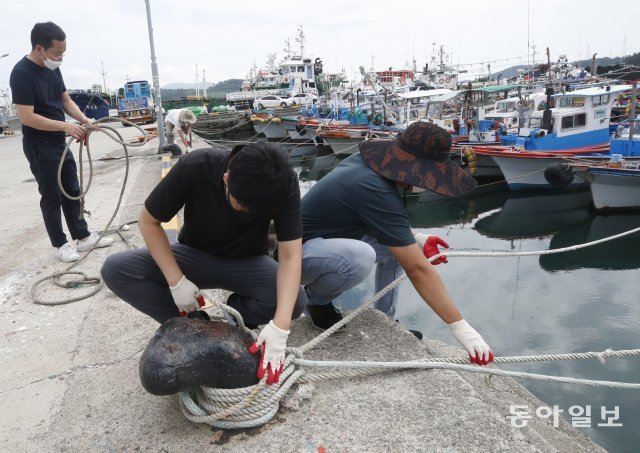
[{"x1": 300, "y1": 122, "x2": 493, "y2": 366}]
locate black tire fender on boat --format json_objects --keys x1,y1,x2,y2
[{"x1": 544, "y1": 162, "x2": 574, "y2": 189}]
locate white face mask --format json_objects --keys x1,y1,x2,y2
[{"x1": 41, "y1": 48, "x2": 63, "y2": 70}]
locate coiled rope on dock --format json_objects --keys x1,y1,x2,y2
[
  {"x1": 30, "y1": 117, "x2": 150, "y2": 306},
  {"x1": 178, "y1": 226, "x2": 640, "y2": 429}
]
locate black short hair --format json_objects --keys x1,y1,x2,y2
[
  {"x1": 30, "y1": 22, "x2": 66, "y2": 50},
  {"x1": 226, "y1": 143, "x2": 297, "y2": 217}
]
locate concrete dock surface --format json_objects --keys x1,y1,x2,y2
[{"x1": 0, "y1": 126, "x2": 604, "y2": 452}]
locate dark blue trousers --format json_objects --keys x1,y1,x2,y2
[{"x1": 23, "y1": 139, "x2": 90, "y2": 247}]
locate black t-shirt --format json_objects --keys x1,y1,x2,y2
[
  {"x1": 301, "y1": 153, "x2": 415, "y2": 247},
  {"x1": 145, "y1": 147, "x2": 302, "y2": 258},
  {"x1": 9, "y1": 56, "x2": 67, "y2": 143}
]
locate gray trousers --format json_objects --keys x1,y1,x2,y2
[
  {"x1": 164, "y1": 121, "x2": 177, "y2": 145},
  {"x1": 100, "y1": 243, "x2": 307, "y2": 326}
]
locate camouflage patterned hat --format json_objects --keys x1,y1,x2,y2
[{"x1": 359, "y1": 122, "x2": 477, "y2": 197}]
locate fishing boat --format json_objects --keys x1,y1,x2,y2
[
  {"x1": 225, "y1": 27, "x2": 335, "y2": 109},
  {"x1": 586, "y1": 165, "x2": 640, "y2": 210},
  {"x1": 570, "y1": 121, "x2": 640, "y2": 210},
  {"x1": 68, "y1": 89, "x2": 117, "y2": 120},
  {"x1": 0, "y1": 89, "x2": 20, "y2": 135},
  {"x1": 316, "y1": 126, "x2": 398, "y2": 156},
  {"x1": 191, "y1": 110, "x2": 253, "y2": 140},
  {"x1": 473, "y1": 84, "x2": 632, "y2": 189}
]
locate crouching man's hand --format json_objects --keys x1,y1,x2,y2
[
  {"x1": 249, "y1": 320, "x2": 289, "y2": 384},
  {"x1": 448, "y1": 319, "x2": 494, "y2": 365},
  {"x1": 415, "y1": 232, "x2": 449, "y2": 265},
  {"x1": 169, "y1": 275, "x2": 201, "y2": 316}
]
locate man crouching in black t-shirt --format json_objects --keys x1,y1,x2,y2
[{"x1": 101, "y1": 143, "x2": 306, "y2": 385}]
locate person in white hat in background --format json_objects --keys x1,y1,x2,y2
[{"x1": 163, "y1": 108, "x2": 197, "y2": 155}]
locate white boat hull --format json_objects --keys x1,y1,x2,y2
[
  {"x1": 321, "y1": 136, "x2": 363, "y2": 156},
  {"x1": 285, "y1": 124, "x2": 318, "y2": 140},
  {"x1": 251, "y1": 121, "x2": 287, "y2": 139},
  {"x1": 473, "y1": 154, "x2": 502, "y2": 179},
  {"x1": 590, "y1": 170, "x2": 640, "y2": 210},
  {"x1": 490, "y1": 154, "x2": 586, "y2": 190}
]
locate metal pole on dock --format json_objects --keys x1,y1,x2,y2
[{"x1": 144, "y1": 0, "x2": 166, "y2": 149}]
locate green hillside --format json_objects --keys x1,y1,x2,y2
[{"x1": 161, "y1": 79, "x2": 243, "y2": 101}]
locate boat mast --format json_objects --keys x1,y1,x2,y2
[
  {"x1": 296, "y1": 26, "x2": 305, "y2": 59},
  {"x1": 100, "y1": 61, "x2": 108, "y2": 95},
  {"x1": 630, "y1": 83, "x2": 637, "y2": 140},
  {"x1": 542, "y1": 47, "x2": 553, "y2": 132},
  {"x1": 195, "y1": 64, "x2": 199, "y2": 98},
  {"x1": 202, "y1": 68, "x2": 206, "y2": 99}
]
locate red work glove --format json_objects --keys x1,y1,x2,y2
[
  {"x1": 448, "y1": 319, "x2": 494, "y2": 365},
  {"x1": 415, "y1": 233, "x2": 449, "y2": 265},
  {"x1": 248, "y1": 320, "x2": 289, "y2": 385}
]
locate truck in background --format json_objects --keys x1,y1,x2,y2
[{"x1": 118, "y1": 80, "x2": 156, "y2": 126}]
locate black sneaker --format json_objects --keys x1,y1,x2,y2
[
  {"x1": 395, "y1": 320, "x2": 423, "y2": 339},
  {"x1": 306, "y1": 303, "x2": 346, "y2": 332},
  {"x1": 408, "y1": 329, "x2": 423, "y2": 340}
]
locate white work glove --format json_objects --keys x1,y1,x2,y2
[
  {"x1": 448, "y1": 319, "x2": 494, "y2": 365},
  {"x1": 169, "y1": 275, "x2": 200, "y2": 316},
  {"x1": 414, "y1": 232, "x2": 449, "y2": 265},
  {"x1": 248, "y1": 320, "x2": 290, "y2": 385},
  {"x1": 185, "y1": 146, "x2": 193, "y2": 153}
]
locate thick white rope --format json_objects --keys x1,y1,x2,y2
[
  {"x1": 31, "y1": 117, "x2": 150, "y2": 305},
  {"x1": 178, "y1": 223, "x2": 640, "y2": 428}
]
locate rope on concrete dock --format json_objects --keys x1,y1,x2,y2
[
  {"x1": 178, "y1": 227, "x2": 640, "y2": 428},
  {"x1": 31, "y1": 117, "x2": 149, "y2": 306}
]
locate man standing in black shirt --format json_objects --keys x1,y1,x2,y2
[
  {"x1": 9, "y1": 22, "x2": 113, "y2": 262},
  {"x1": 101, "y1": 144, "x2": 306, "y2": 385}
]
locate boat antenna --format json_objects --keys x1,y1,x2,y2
[
  {"x1": 283, "y1": 38, "x2": 292, "y2": 60},
  {"x1": 295, "y1": 26, "x2": 305, "y2": 59},
  {"x1": 527, "y1": 0, "x2": 530, "y2": 72}
]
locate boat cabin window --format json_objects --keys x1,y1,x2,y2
[
  {"x1": 426, "y1": 103, "x2": 442, "y2": 117},
  {"x1": 561, "y1": 113, "x2": 586, "y2": 130},
  {"x1": 297, "y1": 66, "x2": 305, "y2": 72},
  {"x1": 592, "y1": 94, "x2": 611, "y2": 106},
  {"x1": 558, "y1": 96, "x2": 585, "y2": 108},
  {"x1": 536, "y1": 98, "x2": 555, "y2": 110},
  {"x1": 529, "y1": 117, "x2": 542, "y2": 128},
  {"x1": 496, "y1": 101, "x2": 516, "y2": 113}
]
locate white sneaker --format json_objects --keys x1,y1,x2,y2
[
  {"x1": 57, "y1": 242, "x2": 80, "y2": 262},
  {"x1": 76, "y1": 232, "x2": 114, "y2": 252}
]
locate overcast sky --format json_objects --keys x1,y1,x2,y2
[{"x1": 1, "y1": 0, "x2": 638, "y2": 98}]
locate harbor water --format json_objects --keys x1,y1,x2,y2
[{"x1": 295, "y1": 152, "x2": 640, "y2": 453}]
